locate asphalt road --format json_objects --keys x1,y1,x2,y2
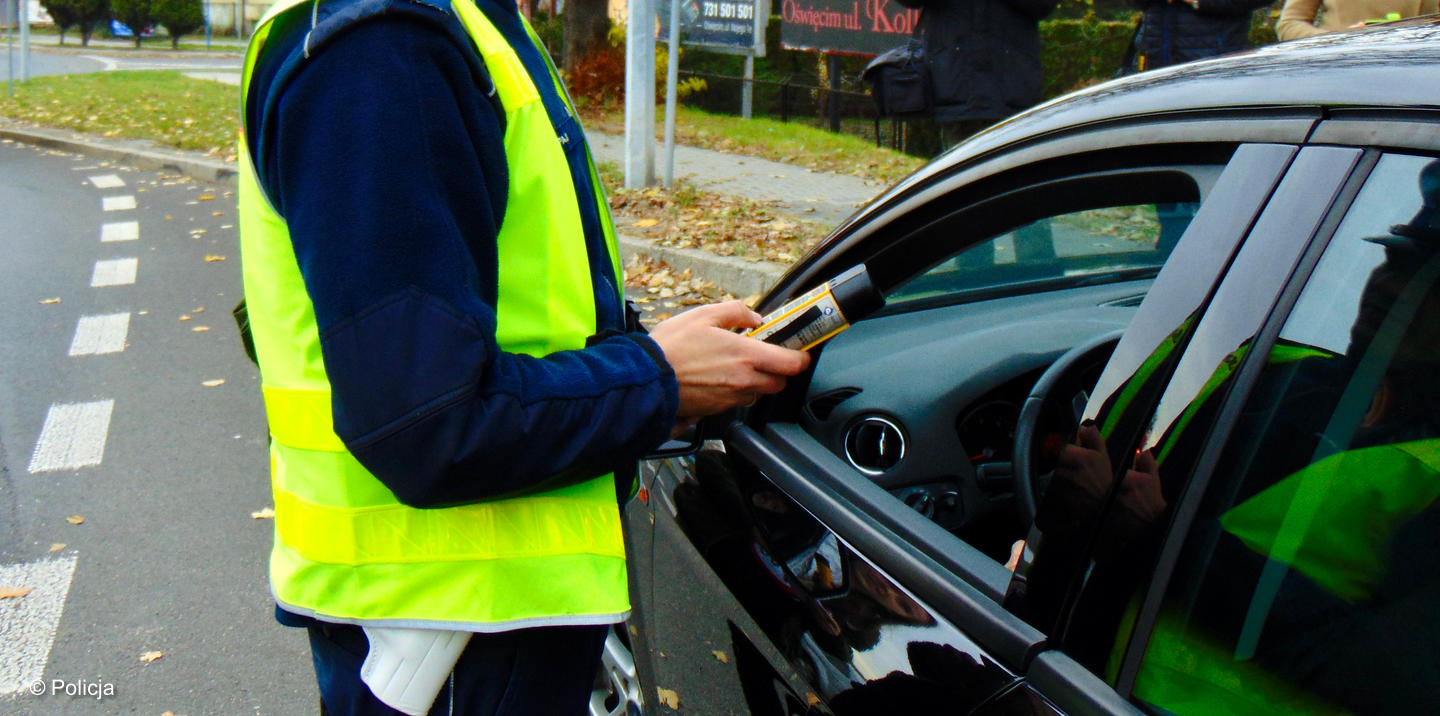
[
  {"x1": 0, "y1": 139, "x2": 314, "y2": 714},
  {"x1": 3, "y1": 42, "x2": 240, "y2": 80}
]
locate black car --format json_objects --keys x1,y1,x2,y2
[{"x1": 597, "y1": 19, "x2": 1440, "y2": 716}]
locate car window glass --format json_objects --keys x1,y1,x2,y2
[
  {"x1": 999, "y1": 144, "x2": 1307, "y2": 642},
  {"x1": 886, "y1": 202, "x2": 1197, "y2": 307},
  {"x1": 1128, "y1": 153, "x2": 1440, "y2": 715}
]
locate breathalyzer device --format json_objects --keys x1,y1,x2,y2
[{"x1": 749, "y1": 264, "x2": 884, "y2": 351}]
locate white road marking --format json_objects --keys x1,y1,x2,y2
[
  {"x1": 184, "y1": 72, "x2": 241, "y2": 86},
  {"x1": 0, "y1": 556, "x2": 79, "y2": 696},
  {"x1": 81, "y1": 55, "x2": 120, "y2": 72},
  {"x1": 101, "y1": 196, "x2": 136, "y2": 212},
  {"x1": 90, "y1": 258, "x2": 138, "y2": 287},
  {"x1": 88, "y1": 174, "x2": 124, "y2": 189},
  {"x1": 100, "y1": 221, "x2": 139, "y2": 243},
  {"x1": 68, "y1": 313, "x2": 131, "y2": 356},
  {"x1": 28, "y1": 401, "x2": 115, "y2": 473}
]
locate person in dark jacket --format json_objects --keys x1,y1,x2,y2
[
  {"x1": 895, "y1": 0, "x2": 1057, "y2": 148},
  {"x1": 1127, "y1": 0, "x2": 1274, "y2": 72}
]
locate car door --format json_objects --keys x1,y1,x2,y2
[
  {"x1": 999, "y1": 138, "x2": 1440, "y2": 713},
  {"x1": 986, "y1": 143, "x2": 1365, "y2": 714},
  {"x1": 628, "y1": 124, "x2": 1313, "y2": 715}
]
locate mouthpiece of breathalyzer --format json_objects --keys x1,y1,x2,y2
[{"x1": 748, "y1": 264, "x2": 884, "y2": 351}]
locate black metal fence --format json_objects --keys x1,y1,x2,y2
[{"x1": 676, "y1": 67, "x2": 915, "y2": 151}]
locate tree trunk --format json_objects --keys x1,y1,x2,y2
[{"x1": 560, "y1": 0, "x2": 609, "y2": 75}]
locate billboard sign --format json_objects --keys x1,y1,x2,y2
[
  {"x1": 780, "y1": 0, "x2": 919, "y2": 56},
  {"x1": 657, "y1": 0, "x2": 769, "y2": 54}
]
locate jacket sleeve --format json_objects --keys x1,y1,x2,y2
[
  {"x1": 1275, "y1": 0, "x2": 1326, "y2": 40},
  {"x1": 260, "y1": 15, "x2": 679, "y2": 508}
]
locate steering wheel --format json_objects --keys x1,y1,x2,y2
[{"x1": 1011, "y1": 330, "x2": 1123, "y2": 527}]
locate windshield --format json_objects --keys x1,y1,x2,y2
[{"x1": 888, "y1": 203, "x2": 1197, "y2": 306}]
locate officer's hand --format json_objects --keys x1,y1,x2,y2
[{"x1": 649, "y1": 300, "x2": 811, "y2": 418}]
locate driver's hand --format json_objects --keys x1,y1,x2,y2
[{"x1": 1055, "y1": 423, "x2": 1115, "y2": 506}]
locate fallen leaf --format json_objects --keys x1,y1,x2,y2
[
  {"x1": 66, "y1": 515, "x2": 85, "y2": 525},
  {"x1": 655, "y1": 687, "x2": 679, "y2": 710},
  {"x1": 198, "y1": 194, "x2": 215, "y2": 201},
  {"x1": 192, "y1": 307, "x2": 206, "y2": 313},
  {"x1": 139, "y1": 651, "x2": 163, "y2": 663},
  {"x1": 164, "y1": 214, "x2": 173, "y2": 221},
  {"x1": 178, "y1": 315, "x2": 191, "y2": 321},
  {"x1": 191, "y1": 326, "x2": 210, "y2": 333},
  {"x1": 212, "y1": 211, "x2": 224, "y2": 217},
  {"x1": 634, "y1": 219, "x2": 659, "y2": 228},
  {"x1": 201, "y1": 379, "x2": 225, "y2": 387},
  {"x1": 38, "y1": 297, "x2": 61, "y2": 305},
  {"x1": 203, "y1": 254, "x2": 226, "y2": 262},
  {"x1": 0, "y1": 586, "x2": 33, "y2": 599},
  {"x1": 712, "y1": 650, "x2": 729, "y2": 664},
  {"x1": 49, "y1": 543, "x2": 66, "y2": 552},
  {"x1": 251, "y1": 506, "x2": 275, "y2": 520},
  {"x1": 806, "y1": 692, "x2": 822, "y2": 706}
]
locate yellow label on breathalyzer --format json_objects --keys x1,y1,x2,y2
[{"x1": 749, "y1": 284, "x2": 850, "y2": 351}]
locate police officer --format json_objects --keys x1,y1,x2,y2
[{"x1": 237, "y1": 0, "x2": 810, "y2": 712}]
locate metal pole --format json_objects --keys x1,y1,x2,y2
[
  {"x1": 204, "y1": 0, "x2": 211, "y2": 50},
  {"x1": 7, "y1": 0, "x2": 15, "y2": 98},
  {"x1": 623, "y1": 0, "x2": 655, "y2": 188},
  {"x1": 18, "y1": 0, "x2": 26, "y2": 82},
  {"x1": 661, "y1": 0, "x2": 680, "y2": 188},
  {"x1": 741, "y1": 53, "x2": 753, "y2": 120},
  {"x1": 827, "y1": 53, "x2": 841, "y2": 133}
]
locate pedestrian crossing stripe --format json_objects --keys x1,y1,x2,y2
[
  {"x1": 28, "y1": 401, "x2": 115, "y2": 473},
  {"x1": 0, "y1": 555, "x2": 79, "y2": 696}
]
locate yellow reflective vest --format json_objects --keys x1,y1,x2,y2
[{"x1": 237, "y1": 0, "x2": 629, "y2": 631}]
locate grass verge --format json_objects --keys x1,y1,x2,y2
[
  {"x1": 581, "y1": 104, "x2": 924, "y2": 186},
  {"x1": 0, "y1": 70, "x2": 238, "y2": 160}
]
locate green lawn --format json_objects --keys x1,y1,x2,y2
[{"x1": 0, "y1": 71, "x2": 238, "y2": 160}]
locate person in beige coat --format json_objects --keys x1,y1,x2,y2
[{"x1": 1277, "y1": 0, "x2": 1437, "y2": 40}]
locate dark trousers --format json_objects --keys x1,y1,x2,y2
[{"x1": 308, "y1": 622, "x2": 607, "y2": 716}]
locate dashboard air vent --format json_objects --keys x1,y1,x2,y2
[
  {"x1": 844, "y1": 416, "x2": 905, "y2": 475},
  {"x1": 806, "y1": 387, "x2": 861, "y2": 422}
]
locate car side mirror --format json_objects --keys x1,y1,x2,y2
[{"x1": 643, "y1": 411, "x2": 737, "y2": 459}]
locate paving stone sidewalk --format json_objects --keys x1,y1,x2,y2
[{"x1": 0, "y1": 119, "x2": 886, "y2": 297}]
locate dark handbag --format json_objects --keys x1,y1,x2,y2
[{"x1": 862, "y1": 39, "x2": 933, "y2": 118}]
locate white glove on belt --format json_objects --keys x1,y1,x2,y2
[{"x1": 360, "y1": 627, "x2": 471, "y2": 715}]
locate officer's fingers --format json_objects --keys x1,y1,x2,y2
[
  {"x1": 740, "y1": 339, "x2": 812, "y2": 377},
  {"x1": 685, "y1": 300, "x2": 764, "y2": 331}
]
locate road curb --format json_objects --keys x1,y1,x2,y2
[
  {"x1": 0, "y1": 122, "x2": 238, "y2": 184},
  {"x1": 616, "y1": 235, "x2": 786, "y2": 299},
  {"x1": 0, "y1": 121, "x2": 787, "y2": 297}
]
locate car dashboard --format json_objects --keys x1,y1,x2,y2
[{"x1": 799, "y1": 280, "x2": 1148, "y2": 558}]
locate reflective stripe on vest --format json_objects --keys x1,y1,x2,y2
[{"x1": 238, "y1": 0, "x2": 628, "y2": 630}]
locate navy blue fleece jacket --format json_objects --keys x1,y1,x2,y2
[{"x1": 243, "y1": 0, "x2": 679, "y2": 513}]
